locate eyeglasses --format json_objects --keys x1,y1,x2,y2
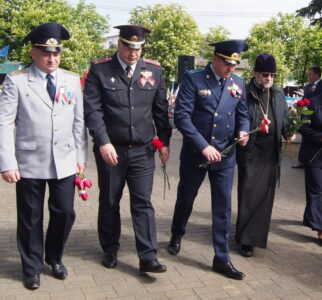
[{"x1": 261, "y1": 73, "x2": 276, "y2": 78}]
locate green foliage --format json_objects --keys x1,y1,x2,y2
[
  {"x1": 245, "y1": 13, "x2": 322, "y2": 86},
  {"x1": 297, "y1": 0, "x2": 322, "y2": 26},
  {"x1": 201, "y1": 26, "x2": 230, "y2": 61},
  {"x1": 0, "y1": 0, "x2": 109, "y2": 74},
  {"x1": 129, "y1": 4, "x2": 202, "y2": 84}
]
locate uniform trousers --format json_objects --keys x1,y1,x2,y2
[
  {"x1": 303, "y1": 166, "x2": 322, "y2": 231},
  {"x1": 94, "y1": 143, "x2": 157, "y2": 261},
  {"x1": 171, "y1": 162, "x2": 234, "y2": 262},
  {"x1": 16, "y1": 175, "x2": 76, "y2": 276}
]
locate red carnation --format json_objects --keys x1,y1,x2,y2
[
  {"x1": 83, "y1": 178, "x2": 93, "y2": 188},
  {"x1": 302, "y1": 98, "x2": 310, "y2": 106},
  {"x1": 79, "y1": 190, "x2": 89, "y2": 201},
  {"x1": 297, "y1": 99, "x2": 305, "y2": 107},
  {"x1": 152, "y1": 138, "x2": 164, "y2": 150}
]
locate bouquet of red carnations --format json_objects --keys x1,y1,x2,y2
[{"x1": 75, "y1": 173, "x2": 93, "y2": 201}]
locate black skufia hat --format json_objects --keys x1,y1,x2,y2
[
  {"x1": 254, "y1": 53, "x2": 276, "y2": 73},
  {"x1": 23, "y1": 22, "x2": 70, "y2": 52},
  {"x1": 209, "y1": 39, "x2": 248, "y2": 65},
  {"x1": 114, "y1": 24, "x2": 151, "y2": 49}
]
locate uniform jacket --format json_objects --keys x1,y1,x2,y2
[
  {"x1": 303, "y1": 79, "x2": 322, "y2": 98},
  {"x1": 237, "y1": 78, "x2": 289, "y2": 167},
  {"x1": 299, "y1": 94, "x2": 322, "y2": 167},
  {"x1": 174, "y1": 62, "x2": 249, "y2": 170},
  {"x1": 84, "y1": 53, "x2": 171, "y2": 147},
  {"x1": 0, "y1": 63, "x2": 88, "y2": 179}
]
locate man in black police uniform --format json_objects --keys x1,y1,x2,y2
[
  {"x1": 167, "y1": 40, "x2": 249, "y2": 280},
  {"x1": 84, "y1": 25, "x2": 171, "y2": 273}
]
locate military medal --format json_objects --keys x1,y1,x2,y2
[
  {"x1": 139, "y1": 70, "x2": 155, "y2": 86},
  {"x1": 110, "y1": 77, "x2": 115, "y2": 83},
  {"x1": 198, "y1": 89, "x2": 211, "y2": 96}
]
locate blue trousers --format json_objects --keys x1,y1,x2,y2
[{"x1": 171, "y1": 162, "x2": 234, "y2": 262}]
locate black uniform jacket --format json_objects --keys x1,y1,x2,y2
[
  {"x1": 299, "y1": 94, "x2": 322, "y2": 167},
  {"x1": 84, "y1": 53, "x2": 171, "y2": 147}
]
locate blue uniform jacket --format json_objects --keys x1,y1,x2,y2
[{"x1": 174, "y1": 63, "x2": 250, "y2": 170}]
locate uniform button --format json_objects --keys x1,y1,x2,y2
[
  {"x1": 214, "y1": 112, "x2": 218, "y2": 116},
  {"x1": 53, "y1": 113, "x2": 57, "y2": 117},
  {"x1": 54, "y1": 128, "x2": 58, "y2": 131},
  {"x1": 112, "y1": 87, "x2": 115, "y2": 90},
  {"x1": 228, "y1": 112, "x2": 231, "y2": 116},
  {"x1": 226, "y1": 125, "x2": 230, "y2": 128},
  {"x1": 131, "y1": 126, "x2": 134, "y2": 129},
  {"x1": 129, "y1": 144, "x2": 132, "y2": 148},
  {"x1": 54, "y1": 142, "x2": 57, "y2": 145},
  {"x1": 211, "y1": 136, "x2": 215, "y2": 140},
  {"x1": 130, "y1": 87, "x2": 133, "y2": 90},
  {"x1": 213, "y1": 124, "x2": 217, "y2": 127},
  {"x1": 131, "y1": 106, "x2": 134, "y2": 110}
]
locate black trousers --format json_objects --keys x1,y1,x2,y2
[
  {"x1": 16, "y1": 175, "x2": 76, "y2": 276},
  {"x1": 94, "y1": 144, "x2": 157, "y2": 261}
]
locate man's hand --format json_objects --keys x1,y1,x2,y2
[
  {"x1": 99, "y1": 143, "x2": 118, "y2": 166},
  {"x1": 238, "y1": 131, "x2": 249, "y2": 147},
  {"x1": 1, "y1": 170, "x2": 20, "y2": 183},
  {"x1": 201, "y1": 145, "x2": 221, "y2": 163},
  {"x1": 77, "y1": 163, "x2": 86, "y2": 174},
  {"x1": 159, "y1": 146, "x2": 170, "y2": 166}
]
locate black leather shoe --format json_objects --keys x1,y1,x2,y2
[
  {"x1": 102, "y1": 253, "x2": 117, "y2": 269},
  {"x1": 167, "y1": 235, "x2": 182, "y2": 255},
  {"x1": 292, "y1": 163, "x2": 304, "y2": 169},
  {"x1": 50, "y1": 263, "x2": 68, "y2": 280},
  {"x1": 212, "y1": 260, "x2": 245, "y2": 280},
  {"x1": 240, "y1": 245, "x2": 254, "y2": 257},
  {"x1": 23, "y1": 274, "x2": 40, "y2": 290},
  {"x1": 139, "y1": 259, "x2": 167, "y2": 273}
]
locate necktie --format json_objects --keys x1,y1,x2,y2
[
  {"x1": 46, "y1": 73, "x2": 56, "y2": 102},
  {"x1": 125, "y1": 66, "x2": 132, "y2": 79},
  {"x1": 219, "y1": 78, "x2": 225, "y2": 92}
]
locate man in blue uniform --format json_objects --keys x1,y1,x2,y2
[
  {"x1": 84, "y1": 25, "x2": 171, "y2": 273},
  {"x1": 167, "y1": 40, "x2": 249, "y2": 280}
]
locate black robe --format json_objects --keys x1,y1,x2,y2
[{"x1": 235, "y1": 79, "x2": 288, "y2": 248}]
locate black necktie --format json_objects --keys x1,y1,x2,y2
[
  {"x1": 219, "y1": 78, "x2": 225, "y2": 93},
  {"x1": 125, "y1": 66, "x2": 132, "y2": 79},
  {"x1": 46, "y1": 73, "x2": 56, "y2": 102}
]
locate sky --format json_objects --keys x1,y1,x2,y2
[{"x1": 68, "y1": 0, "x2": 312, "y2": 38}]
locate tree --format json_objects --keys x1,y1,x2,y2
[
  {"x1": 245, "y1": 13, "x2": 322, "y2": 86},
  {"x1": 297, "y1": 0, "x2": 322, "y2": 26},
  {"x1": 0, "y1": 0, "x2": 109, "y2": 73},
  {"x1": 201, "y1": 26, "x2": 230, "y2": 61},
  {"x1": 129, "y1": 4, "x2": 202, "y2": 84}
]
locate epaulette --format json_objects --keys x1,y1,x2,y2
[
  {"x1": 93, "y1": 57, "x2": 113, "y2": 64},
  {"x1": 61, "y1": 69, "x2": 78, "y2": 76},
  {"x1": 8, "y1": 69, "x2": 28, "y2": 77},
  {"x1": 143, "y1": 58, "x2": 160, "y2": 67},
  {"x1": 191, "y1": 69, "x2": 203, "y2": 74}
]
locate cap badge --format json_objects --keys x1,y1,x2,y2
[
  {"x1": 130, "y1": 35, "x2": 138, "y2": 42},
  {"x1": 231, "y1": 53, "x2": 240, "y2": 60},
  {"x1": 46, "y1": 38, "x2": 58, "y2": 46}
]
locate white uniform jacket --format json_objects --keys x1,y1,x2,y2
[{"x1": 0, "y1": 63, "x2": 87, "y2": 179}]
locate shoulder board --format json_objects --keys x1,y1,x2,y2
[
  {"x1": 8, "y1": 69, "x2": 28, "y2": 77},
  {"x1": 191, "y1": 69, "x2": 203, "y2": 74},
  {"x1": 93, "y1": 57, "x2": 113, "y2": 64},
  {"x1": 143, "y1": 58, "x2": 160, "y2": 67},
  {"x1": 61, "y1": 69, "x2": 78, "y2": 76},
  {"x1": 231, "y1": 73, "x2": 242, "y2": 80}
]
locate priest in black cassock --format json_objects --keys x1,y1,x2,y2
[{"x1": 235, "y1": 53, "x2": 289, "y2": 257}]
